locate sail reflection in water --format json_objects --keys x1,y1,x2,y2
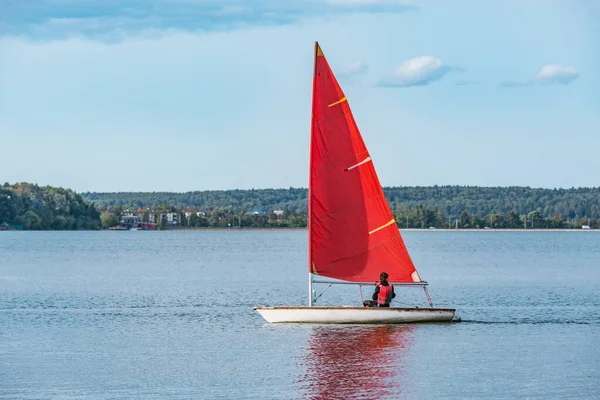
[{"x1": 298, "y1": 325, "x2": 415, "y2": 399}]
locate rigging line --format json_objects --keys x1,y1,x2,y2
[
  {"x1": 313, "y1": 283, "x2": 333, "y2": 304},
  {"x1": 359, "y1": 285, "x2": 364, "y2": 304}
]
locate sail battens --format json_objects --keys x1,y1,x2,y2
[
  {"x1": 311, "y1": 152, "x2": 371, "y2": 176},
  {"x1": 328, "y1": 97, "x2": 347, "y2": 107},
  {"x1": 368, "y1": 219, "x2": 396, "y2": 235},
  {"x1": 309, "y1": 41, "x2": 421, "y2": 283},
  {"x1": 345, "y1": 156, "x2": 372, "y2": 171},
  {"x1": 319, "y1": 237, "x2": 400, "y2": 272}
]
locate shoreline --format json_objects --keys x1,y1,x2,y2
[
  {"x1": 4, "y1": 227, "x2": 596, "y2": 232},
  {"x1": 399, "y1": 228, "x2": 598, "y2": 232},
  {"x1": 122, "y1": 227, "x2": 597, "y2": 232}
]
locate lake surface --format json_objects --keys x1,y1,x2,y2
[{"x1": 1, "y1": 230, "x2": 599, "y2": 399}]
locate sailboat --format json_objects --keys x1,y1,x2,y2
[{"x1": 254, "y1": 42, "x2": 456, "y2": 324}]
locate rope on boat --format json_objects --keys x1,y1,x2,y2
[
  {"x1": 359, "y1": 285, "x2": 364, "y2": 303},
  {"x1": 312, "y1": 283, "x2": 333, "y2": 304}
]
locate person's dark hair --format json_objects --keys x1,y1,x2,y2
[{"x1": 379, "y1": 272, "x2": 389, "y2": 283}]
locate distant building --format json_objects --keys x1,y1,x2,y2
[
  {"x1": 166, "y1": 212, "x2": 178, "y2": 225},
  {"x1": 120, "y1": 215, "x2": 139, "y2": 228},
  {"x1": 120, "y1": 209, "x2": 139, "y2": 228},
  {"x1": 146, "y1": 211, "x2": 156, "y2": 223},
  {"x1": 582, "y1": 225, "x2": 591, "y2": 230},
  {"x1": 273, "y1": 210, "x2": 284, "y2": 220},
  {"x1": 184, "y1": 210, "x2": 206, "y2": 219},
  {"x1": 247, "y1": 210, "x2": 266, "y2": 215}
]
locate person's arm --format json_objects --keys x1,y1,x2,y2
[
  {"x1": 390, "y1": 285, "x2": 396, "y2": 299},
  {"x1": 372, "y1": 286, "x2": 380, "y2": 301}
]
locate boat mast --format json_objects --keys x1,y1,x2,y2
[{"x1": 307, "y1": 41, "x2": 319, "y2": 307}]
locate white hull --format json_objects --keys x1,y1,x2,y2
[{"x1": 254, "y1": 306, "x2": 455, "y2": 324}]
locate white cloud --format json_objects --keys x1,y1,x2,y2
[
  {"x1": 536, "y1": 64, "x2": 579, "y2": 85},
  {"x1": 395, "y1": 56, "x2": 441, "y2": 84},
  {"x1": 500, "y1": 64, "x2": 580, "y2": 88},
  {"x1": 379, "y1": 56, "x2": 455, "y2": 87}
]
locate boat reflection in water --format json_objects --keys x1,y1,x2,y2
[{"x1": 298, "y1": 325, "x2": 415, "y2": 399}]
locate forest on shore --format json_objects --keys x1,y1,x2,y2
[
  {"x1": 84, "y1": 186, "x2": 600, "y2": 229},
  {"x1": 82, "y1": 186, "x2": 600, "y2": 219},
  {"x1": 0, "y1": 183, "x2": 101, "y2": 230},
  {"x1": 2, "y1": 183, "x2": 599, "y2": 230}
]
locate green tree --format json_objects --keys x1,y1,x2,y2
[
  {"x1": 470, "y1": 215, "x2": 482, "y2": 229},
  {"x1": 189, "y1": 212, "x2": 199, "y2": 227},
  {"x1": 459, "y1": 211, "x2": 470, "y2": 228},
  {"x1": 180, "y1": 213, "x2": 188, "y2": 227},
  {"x1": 18, "y1": 210, "x2": 42, "y2": 230},
  {"x1": 415, "y1": 205, "x2": 436, "y2": 228},
  {"x1": 527, "y1": 211, "x2": 544, "y2": 229},
  {"x1": 521, "y1": 215, "x2": 528, "y2": 229},
  {"x1": 504, "y1": 211, "x2": 520, "y2": 228},
  {"x1": 100, "y1": 212, "x2": 119, "y2": 228},
  {"x1": 546, "y1": 214, "x2": 566, "y2": 229}
]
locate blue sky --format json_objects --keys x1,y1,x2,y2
[{"x1": 1, "y1": 0, "x2": 599, "y2": 192}]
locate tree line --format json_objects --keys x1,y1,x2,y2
[
  {"x1": 3, "y1": 183, "x2": 599, "y2": 230},
  {"x1": 99, "y1": 205, "x2": 598, "y2": 230},
  {"x1": 177, "y1": 207, "x2": 308, "y2": 229},
  {"x1": 83, "y1": 187, "x2": 309, "y2": 214},
  {"x1": 97, "y1": 205, "x2": 308, "y2": 229},
  {"x1": 83, "y1": 186, "x2": 600, "y2": 221},
  {"x1": 393, "y1": 206, "x2": 599, "y2": 229},
  {"x1": 0, "y1": 183, "x2": 101, "y2": 230}
]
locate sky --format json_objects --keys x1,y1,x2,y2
[{"x1": 1, "y1": 0, "x2": 599, "y2": 192}]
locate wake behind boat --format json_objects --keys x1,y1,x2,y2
[{"x1": 254, "y1": 42, "x2": 456, "y2": 324}]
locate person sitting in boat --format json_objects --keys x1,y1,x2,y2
[{"x1": 372, "y1": 272, "x2": 395, "y2": 307}]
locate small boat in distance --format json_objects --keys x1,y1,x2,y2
[{"x1": 254, "y1": 42, "x2": 456, "y2": 324}]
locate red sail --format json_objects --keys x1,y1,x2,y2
[{"x1": 308, "y1": 42, "x2": 422, "y2": 283}]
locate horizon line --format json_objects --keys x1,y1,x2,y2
[
  {"x1": 6, "y1": 182, "x2": 600, "y2": 193},
  {"x1": 79, "y1": 184, "x2": 600, "y2": 194}
]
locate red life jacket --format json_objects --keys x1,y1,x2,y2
[{"x1": 377, "y1": 283, "x2": 393, "y2": 305}]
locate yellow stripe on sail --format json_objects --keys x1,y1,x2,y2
[
  {"x1": 328, "y1": 97, "x2": 347, "y2": 107},
  {"x1": 316, "y1": 45, "x2": 324, "y2": 56},
  {"x1": 368, "y1": 219, "x2": 396, "y2": 235}
]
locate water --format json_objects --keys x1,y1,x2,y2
[{"x1": 1, "y1": 230, "x2": 599, "y2": 399}]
